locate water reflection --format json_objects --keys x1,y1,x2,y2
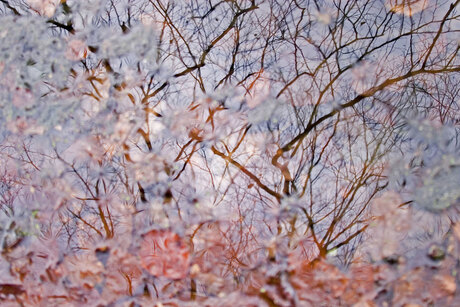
[{"x1": 0, "y1": 0, "x2": 459, "y2": 305}]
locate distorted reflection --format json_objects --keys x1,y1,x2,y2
[{"x1": 0, "y1": 0, "x2": 459, "y2": 305}]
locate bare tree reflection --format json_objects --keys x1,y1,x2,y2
[{"x1": 0, "y1": 0, "x2": 459, "y2": 305}]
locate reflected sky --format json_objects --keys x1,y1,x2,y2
[{"x1": 0, "y1": 0, "x2": 459, "y2": 305}]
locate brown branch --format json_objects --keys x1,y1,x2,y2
[{"x1": 211, "y1": 146, "x2": 282, "y2": 202}]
